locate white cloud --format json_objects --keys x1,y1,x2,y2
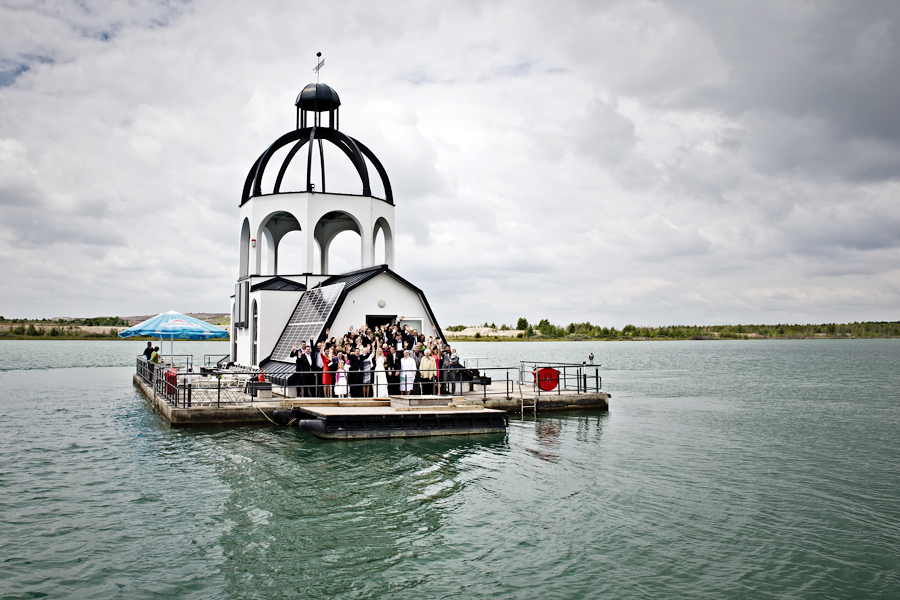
[{"x1": 0, "y1": 0, "x2": 899, "y2": 326}]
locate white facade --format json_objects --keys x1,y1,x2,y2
[{"x1": 329, "y1": 273, "x2": 438, "y2": 337}]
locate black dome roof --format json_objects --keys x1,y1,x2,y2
[{"x1": 295, "y1": 83, "x2": 341, "y2": 112}]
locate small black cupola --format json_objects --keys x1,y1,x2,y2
[{"x1": 295, "y1": 83, "x2": 341, "y2": 129}]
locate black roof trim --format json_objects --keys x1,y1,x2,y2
[
  {"x1": 250, "y1": 276, "x2": 307, "y2": 292},
  {"x1": 241, "y1": 128, "x2": 394, "y2": 206},
  {"x1": 313, "y1": 264, "x2": 386, "y2": 291}
]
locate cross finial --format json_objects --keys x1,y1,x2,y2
[{"x1": 314, "y1": 52, "x2": 324, "y2": 83}]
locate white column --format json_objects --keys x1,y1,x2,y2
[
  {"x1": 263, "y1": 229, "x2": 276, "y2": 275},
  {"x1": 320, "y1": 237, "x2": 331, "y2": 274},
  {"x1": 304, "y1": 225, "x2": 316, "y2": 274},
  {"x1": 274, "y1": 241, "x2": 279, "y2": 275},
  {"x1": 251, "y1": 231, "x2": 260, "y2": 276},
  {"x1": 385, "y1": 228, "x2": 394, "y2": 269},
  {"x1": 361, "y1": 218, "x2": 374, "y2": 268}
]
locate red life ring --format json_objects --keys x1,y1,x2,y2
[{"x1": 534, "y1": 367, "x2": 559, "y2": 391}]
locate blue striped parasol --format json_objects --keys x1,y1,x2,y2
[{"x1": 119, "y1": 310, "x2": 228, "y2": 364}]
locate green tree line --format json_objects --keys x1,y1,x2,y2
[
  {"x1": 0, "y1": 316, "x2": 128, "y2": 326},
  {"x1": 0, "y1": 324, "x2": 123, "y2": 339},
  {"x1": 0, "y1": 316, "x2": 129, "y2": 339},
  {"x1": 448, "y1": 318, "x2": 900, "y2": 340}
]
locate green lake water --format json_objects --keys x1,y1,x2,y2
[{"x1": 0, "y1": 339, "x2": 898, "y2": 599}]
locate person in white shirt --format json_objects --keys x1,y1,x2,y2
[{"x1": 400, "y1": 350, "x2": 416, "y2": 395}]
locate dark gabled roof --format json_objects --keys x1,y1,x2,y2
[
  {"x1": 314, "y1": 265, "x2": 445, "y2": 342},
  {"x1": 251, "y1": 277, "x2": 307, "y2": 292},
  {"x1": 313, "y1": 264, "x2": 386, "y2": 291}
]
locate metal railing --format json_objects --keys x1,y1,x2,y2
[
  {"x1": 460, "y1": 357, "x2": 489, "y2": 370},
  {"x1": 136, "y1": 355, "x2": 193, "y2": 381},
  {"x1": 135, "y1": 358, "x2": 603, "y2": 409},
  {"x1": 140, "y1": 354, "x2": 193, "y2": 370},
  {"x1": 205, "y1": 354, "x2": 229, "y2": 367},
  {"x1": 275, "y1": 366, "x2": 513, "y2": 400},
  {"x1": 275, "y1": 364, "x2": 601, "y2": 402},
  {"x1": 136, "y1": 357, "x2": 152, "y2": 383},
  {"x1": 518, "y1": 361, "x2": 601, "y2": 395},
  {"x1": 145, "y1": 366, "x2": 267, "y2": 408}
]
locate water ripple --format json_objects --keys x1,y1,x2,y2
[{"x1": 1, "y1": 341, "x2": 900, "y2": 598}]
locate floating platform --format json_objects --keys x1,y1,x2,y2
[
  {"x1": 132, "y1": 372, "x2": 608, "y2": 430},
  {"x1": 272, "y1": 396, "x2": 508, "y2": 439}
]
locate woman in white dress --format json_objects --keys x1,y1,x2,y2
[
  {"x1": 334, "y1": 358, "x2": 350, "y2": 398},
  {"x1": 373, "y1": 348, "x2": 389, "y2": 398},
  {"x1": 400, "y1": 350, "x2": 417, "y2": 395}
]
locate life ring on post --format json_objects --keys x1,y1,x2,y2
[{"x1": 533, "y1": 367, "x2": 559, "y2": 391}]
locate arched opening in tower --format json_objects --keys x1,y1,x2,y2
[
  {"x1": 325, "y1": 230, "x2": 361, "y2": 273},
  {"x1": 373, "y1": 216, "x2": 393, "y2": 266},
  {"x1": 277, "y1": 230, "x2": 305, "y2": 275}
]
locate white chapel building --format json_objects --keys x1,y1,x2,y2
[{"x1": 229, "y1": 81, "x2": 444, "y2": 386}]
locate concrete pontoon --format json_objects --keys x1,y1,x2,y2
[
  {"x1": 131, "y1": 361, "x2": 609, "y2": 431},
  {"x1": 272, "y1": 396, "x2": 508, "y2": 439}
]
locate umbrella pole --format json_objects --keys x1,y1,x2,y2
[{"x1": 170, "y1": 334, "x2": 174, "y2": 368}]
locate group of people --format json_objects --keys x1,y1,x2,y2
[{"x1": 288, "y1": 317, "x2": 464, "y2": 398}]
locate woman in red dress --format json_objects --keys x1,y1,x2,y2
[{"x1": 322, "y1": 349, "x2": 334, "y2": 397}]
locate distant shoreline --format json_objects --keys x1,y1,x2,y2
[
  {"x1": 444, "y1": 336, "x2": 898, "y2": 342},
  {"x1": 0, "y1": 336, "x2": 228, "y2": 342},
  {"x1": 1, "y1": 335, "x2": 896, "y2": 342},
  {"x1": 446, "y1": 321, "x2": 899, "y2": 341},
  {"x1": 1, "y1": 319, "x2": 896, "y2": 342}
]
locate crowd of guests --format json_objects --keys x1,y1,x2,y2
[{"x1": 288, "y1": 317, "x2": 464, "y2": 398}]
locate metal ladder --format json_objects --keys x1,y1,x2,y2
[{"x1": 518, "y1": 381, "x2": 536, "y2": 416}]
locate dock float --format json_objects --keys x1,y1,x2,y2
[
  {"x1": 131, "y1": 364, "x2": 608, "y2": 430},
  {"x1": 272, "y1": 395, "x2": 508, "y2": 439}
]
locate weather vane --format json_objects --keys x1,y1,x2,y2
[{"x1": 314, "y1": 51, "x2": 325, "y2": 83}]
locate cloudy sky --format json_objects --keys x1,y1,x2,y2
[{"x1": 1, "y1": 0, "x2": 899, "y2": 327}]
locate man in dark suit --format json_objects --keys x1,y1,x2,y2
[
  {"x1": 310, "y1": 338, "x2": 325, "y2": 397},
  {"x1": 402, "y1": 325, "x2": 415, "y2": 351},
  {"x1": 347, "y1": 347, "x2": 363, "y2": 398},
  {"x1": 393, "y1": 331, "x2": 405, "y2": 352},
  {"x1": 385, "y1": 346, "x2": 400, "y2": 396},
  {"x1": 359, "y1": 327, "x2": 372, "y2": 350},
  {"x1": 290, "y1": 343, "x2": 315, "y2": 397}
]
